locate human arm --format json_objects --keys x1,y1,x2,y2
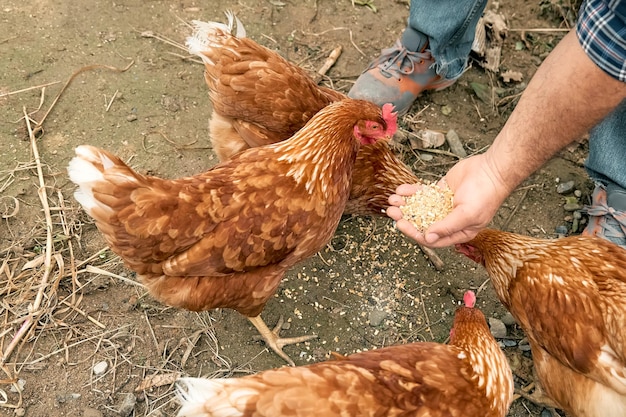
[{"x1": 387, "y1": 30, "x2": 626, "y2": 247}]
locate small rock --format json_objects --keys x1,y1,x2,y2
[
  {"x1": 117, "y1": 393, "x2": 137, "y2": 417},
  {"x1": 572, "y1": 218, "x2": 580, "y2": 233},
  {"x1": 555, "y1": 225, "x2": 569, "y2": 235},
  {"x1": 417, "y1": 129, "x2": 445, "y2": 148},
  {"x1": 126, "y1": 114, "x2": 137, "y2": 122},
  {"x1": 502, "y1": 339, "x2": 518, "y2": 347},
  {"x1": 563, "y1": 203, "x2": 582, "y2": 212},
  {"x1": 445, "y1": 129, "x2": 467, "y2": 158},
  {"x1": 419, "y1": 152, "x2": 434, "y2": 162},
  {"x1": 573, "y1": 211, "x2": 582, "y2": 220},
  {"x1": 440, "y1": 104, "x2": 452, "y2": 116},
  {"x1": 281, "y1": 321, "x2": 291, "y2": 330},
  {"x1": 83, "y1": 408, "x2": 103, "y2": 417},
  {"x1": 518, "y1": 338, "x2": 532, "y2": 352},
  {"x1": 14, "y1": 408, "x2": 25, "y2": 417},
  {"x1": 500, "y1": 312, "x2": 517, "y2": 326},
  {"x1": 56, "y1": 393, "x2": 81, "y2": 404},
  {"x1": 93, "y1": 360, "x2": 108, "y2": 376},
  {"x1": 541, "y1": 409, "x2": 554, "y2": 417},
  {"x1": 161, "y1": 95, "x2": 181, "y2": 112},
  {"x1": 488, "y1": 317, "x2": 507, "y2": 339},
  {"x1": 574, "y1": 189, "x2": 582, "y2": 197},
  {"x1": 368, "y1": 310, "x2": 388, "y2": 327},
  {"x1": 9, "y1": 379, "x2": 25, "y2": 393},
  {"x1": 556, "y1": 180, "x2": 575, "y2": 194}
]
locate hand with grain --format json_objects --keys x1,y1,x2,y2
[
  {"x1": 176, "y1": 290, "x2": 513, "y2": 417},
  {"x1": 387, "y1": 153, "x2": 506, "y2": 246},
  {"x1": 67, "y1": 98, "x2": 396, "y2": 366},
  {"x1": 387, "y1": 31, "x2": 626, "y2": 248}
]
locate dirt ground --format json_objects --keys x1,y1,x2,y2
[{"x1": 0, "y1": 1, "x2": 591, "y2": 416}]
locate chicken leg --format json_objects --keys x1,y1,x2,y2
[
  {"x1": 247, "y1": 315, "x2": 318, "y2": 366},
  {"x1": 513, "y1": 382, "x2": 562, "y2": 417}
]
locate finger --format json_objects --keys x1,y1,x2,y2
[
  {"x1": 385, "y1": 206, "x2": 404, "y2": 221},
  {"x1": 395, "y1": 219, "x2": 424, "y2": 242},
  {"x1": 388, "y1": 194, "x2": 405, "y2": 206},
  {"x1": 435, "y1": 177, "x2": 449, "y2": 189},
  {"x1": 422, "y1": 208, "x2": 481, "y2": 247},
  {"x1": 422, "y1": 229, "x2": 477, "y2": 248},
  {"x1": 395, "y1": 183, "x2": 420, "y2": 196}
]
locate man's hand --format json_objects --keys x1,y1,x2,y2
[{"x1": 387, "y1": 153, "x2": 509, "y2": 247}]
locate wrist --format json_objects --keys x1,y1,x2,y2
[{"x1": 482, "y1": 147, "x2": 521, "y2": 200}]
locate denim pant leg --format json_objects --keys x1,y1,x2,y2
[
  {"x1": 583, "y1": 99, "x2": 626, "y2": 246},
  {"x1": 409, "y1": 0, "x2": 488, "y2": 79},
  {"x1": 585, "y1": 99, "x2": 626, "y2": 189}
]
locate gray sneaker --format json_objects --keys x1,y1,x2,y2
[
  {"x1": 348, "y1": 26, "x2": 456, "y2": 115},
  {"x1": 583, "y1": 183, "x2": 626, "y2": 248}
]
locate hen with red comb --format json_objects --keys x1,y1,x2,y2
[
  {"x1": 463, "y1": 290, "x2": 476, "y2": 308},
  {"x1": 176, "y1": 289, "x2": 513, "y2": 417},
  {"x1": 457, "y1": 228, "x2": 626, "y2": 416},
  {"x1": 186, "y1": 14, "x2": 420, "y2": 217}
]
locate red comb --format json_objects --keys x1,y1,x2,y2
[
  {"x1": 381, "y1": 103, "x2": 398, "y2": 135},
  {"x1": 463, "y1": 290, "x2": 476, "y2": 308}
]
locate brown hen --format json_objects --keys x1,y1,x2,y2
[
  {"x1": 68, "y1": 98, "x2": 397, "y2": 365},
  {"x1": 186, "y1": 13, "x2": 420, "y2": 217},
  {"x1": 176, "y1": 290, "x2": 513, "y2": 417},
  {"x1": 456, "y1": 229, "x2": 626, "y2": 417}
]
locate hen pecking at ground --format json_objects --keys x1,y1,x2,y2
[
  {"x1": 67, "y1": 98, "x2": 396, "y2": 365},
  {"x1": 176, "y1": 290, "x2": 513, "y2": 417},
  {"x1": 456, "y1": 229, "x2": 626, "y2": 417}
]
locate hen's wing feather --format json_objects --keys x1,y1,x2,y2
[
  {"x1": 79, "y1": 146, "x2": 327, "y2": 277},
  {"x1": 347, "y1": 141, "x2": 420, "y2": 216},
  {"x1": 205, "y1": 37, "x2": 339, "y2": 147},
  {"x1": 178, "y1": 343, "x2": 492, "y2": 417},
  {"x1": 511, "y1": 251, "x2": 626, "y2": 394}
]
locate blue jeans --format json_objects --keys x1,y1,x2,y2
[
  {"x1": 583, "y1": 100, "x2": 626, "y2": 246},
  {"x1": 586, "y1": 99, "x2": 626, "y2": 190},
  {"x1": 408, "y1": 0, "x2": 488, "y2": 80}
]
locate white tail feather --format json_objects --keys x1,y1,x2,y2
[
  {"x1": 185, "y1": 11, "x2": 246, "y2": 65},
  {"x1": 176, "y1": 377, "x2": 257, "y2": 417},
  {"x1": 67, "y1": 145, "x2": 132, "y2": 217},
  {"x1": 67, "y1": 150, "x2": 105, "y2": 212}
]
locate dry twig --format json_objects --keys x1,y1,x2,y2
[
  {"x1": 0, "y1": 81, "x2": 61, "y2": 98},
  {"x1": 0, "y1": 108, "x2": 55, "y2": 366},
  {"x1": 31, "y1": 61, "x2": 134, "y2": 137}
]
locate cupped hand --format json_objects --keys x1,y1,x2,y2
[{"x1": 387, "y1": 153, "x2": 511, "y2": 248}]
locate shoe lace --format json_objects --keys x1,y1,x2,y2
[
  {"x1": 368, "y1": 42, "x2": 433, "y2": 76},
  {"x1": 585, "y1": 201, "x2": 626, "y2": 240}
]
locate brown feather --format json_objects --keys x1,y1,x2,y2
[
  {"x1": 176, "y1": 302, "x2": 513, "y2": 417},
  {"x1": 457, "y1": 229, "x2": 626, "y2": 415},
  {"x1": 189, "y1": 18, "x2": 420, "y2": 216},
  {"x1": 69, "y1": 99, "x2": 388, "y2": 317}
]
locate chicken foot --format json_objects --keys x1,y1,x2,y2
[
  {"x1": 513, "y1": 382, "x2": 562, "y2": 417},
  {"x1": 247, "y1": 315, "x2": 318, "y2": 366}
]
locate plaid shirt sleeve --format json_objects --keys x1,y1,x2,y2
[{"x1": 576, "y1": 0, "x2": 626, "y2": 81}]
